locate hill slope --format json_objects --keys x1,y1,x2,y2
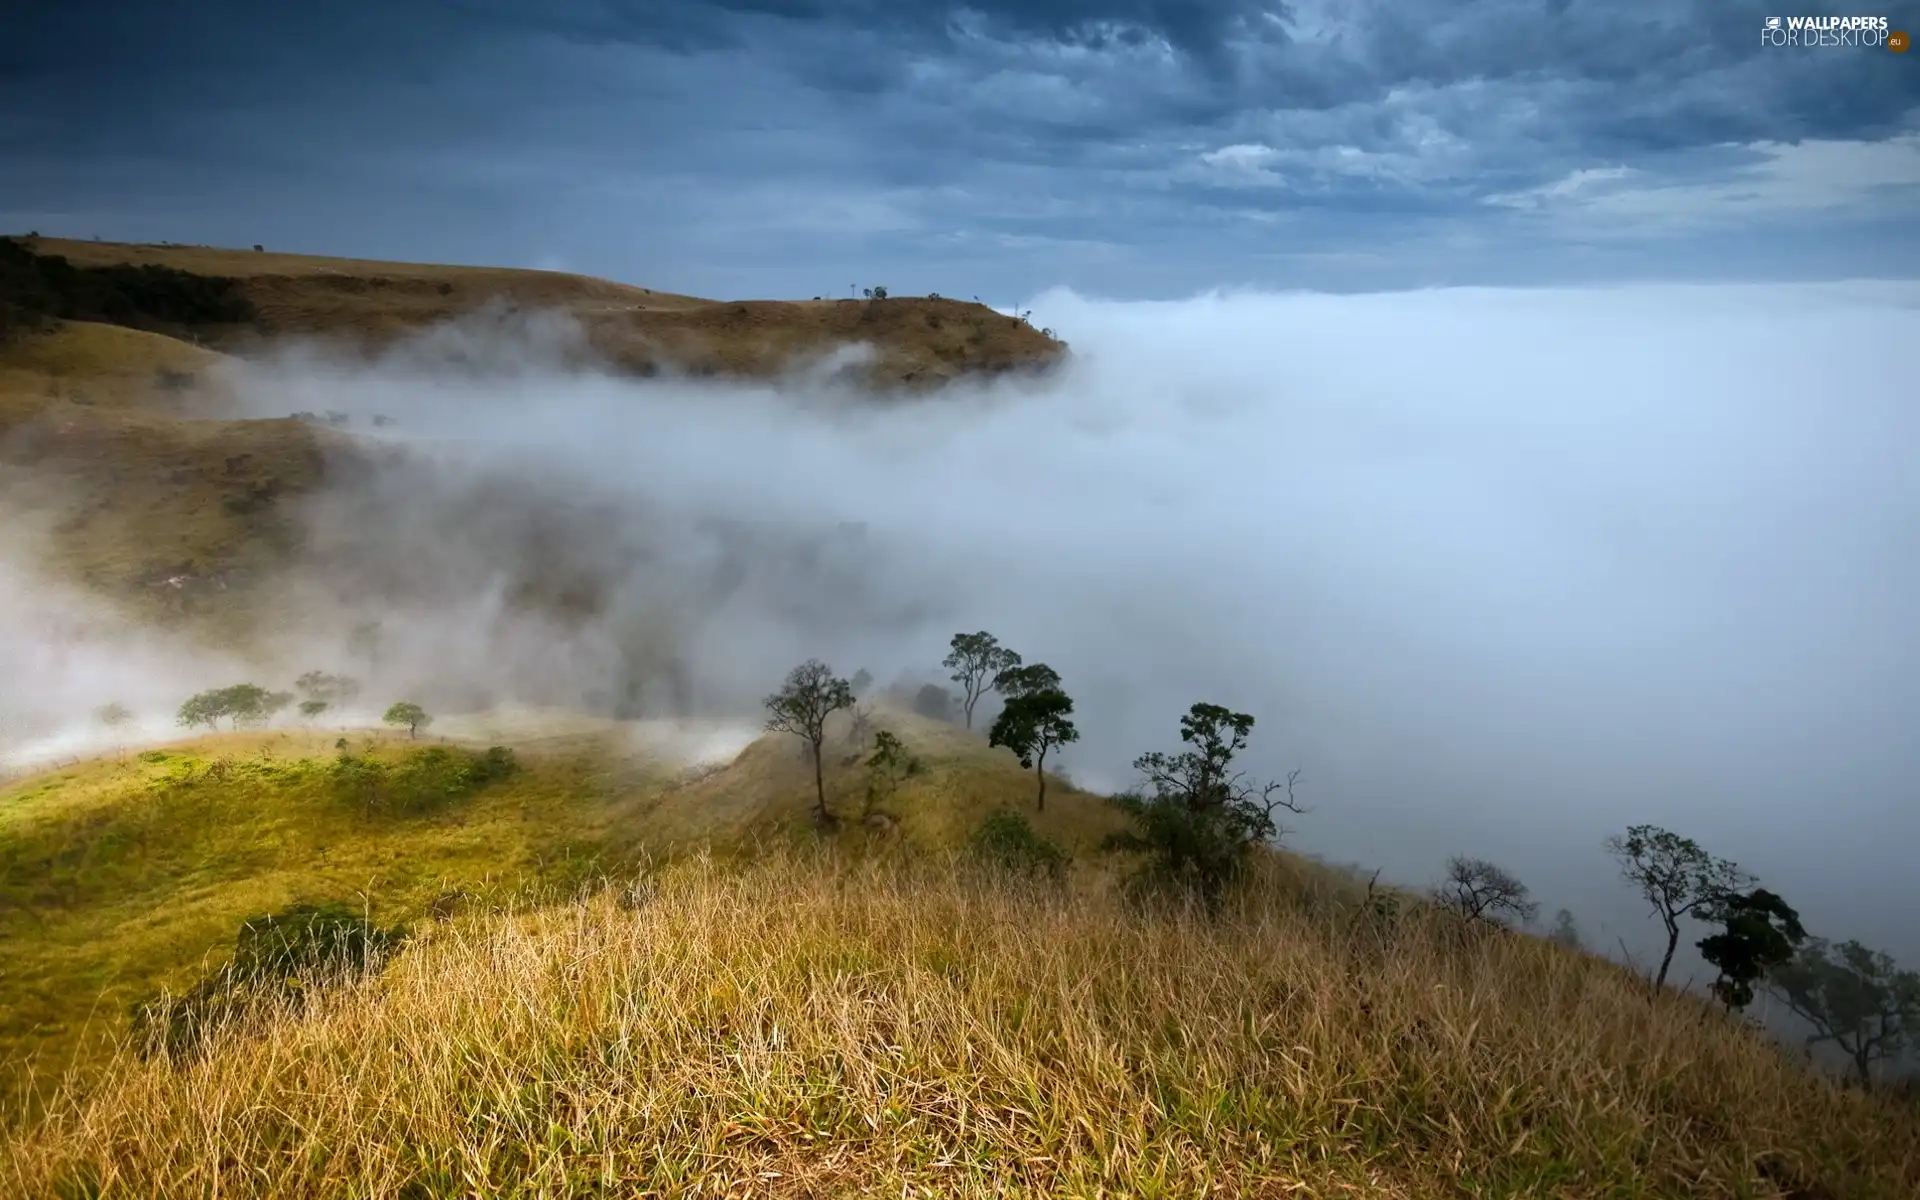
[
  {"x1": 6, "y1": 831, "x2": 1918, "y2": 1197},
  {"x1": 0, "y1": 707, "x2": 1119, "y2": 1089},
  {"x1": 0, "y1": 237, "x2": 1070, "y2": 627},
  {"x1": 8, "y1": 236, "x2": 1067, "y2": 388}
]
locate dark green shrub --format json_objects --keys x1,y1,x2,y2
[
  {"x1": 332, "y1": 745, "x2": 519, "y2": 817},
  {"x1": 0, "y1": 236, "x2": 256, "y2": 342},
  {"x1": 132, "y1": 903, "x2": 406, "y2": 1061},
  {"x1": 969, "y1": 808, "x2": 1069, "y2": 881}
]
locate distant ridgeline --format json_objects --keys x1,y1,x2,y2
[{"x1": 0, "y1": 236, "x2": 256, "y2": 342}]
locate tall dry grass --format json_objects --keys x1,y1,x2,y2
[{"x1": 4, "y1": 846, "x2": 1915, "y2": 1198}]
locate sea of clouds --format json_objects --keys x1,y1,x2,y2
[{"x1": 3, "y1": 280, "x2": 1915, "y2": 983}]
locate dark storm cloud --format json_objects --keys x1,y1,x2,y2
[{"x1": 2, "y1": 1, "x2": 1915, "y2": 293}]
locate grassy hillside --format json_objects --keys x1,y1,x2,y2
[
  {"x1": 0, "y1": 708, "x2": 1119, "y2": 1095},
  {"x1": 0, "y1": 238, "x2": 1069, "y2": 625},
  {"x1": 6, "y1": 843, "x2": 1918, "y2": 1197},
  {"x1": 8, "y1": 236, "x2": 1067, "y2": 388}
]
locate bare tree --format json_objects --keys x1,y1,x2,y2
[
  {"x1": 1606, "y1": 824, "x2": 1754, "y2": 989},
  {"x1": 764, "y1": 659, "x2": 856, "y2": 827},
  {"x1": 1433, "y1": 857, "x2": 1540, "y2": 926},
  {"x1": 943, "y1": 632, "x2": 1022, "y2": 729},
  {"x1": 1768, "y1": 938, "x2": 1920, "y2": 1092}
]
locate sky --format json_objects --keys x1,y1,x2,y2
[{"x1": 3, "y1": 0, "x2": 1918, "y2": 297}]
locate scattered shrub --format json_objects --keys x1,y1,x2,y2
[
  {"x1": 131, "y1": 903, "x2": 406, "y2": 1062},
  {"x1": 969, "y1": 808, "x2": 1069, "y2": 881}
]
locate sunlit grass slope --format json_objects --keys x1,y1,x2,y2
[
  {"x1": 6, "y1": 846, "x2": 1918, "y2": 1198},
  {"x1": 0, "y1": 709, "x2": 1118, "y2": 1094}
]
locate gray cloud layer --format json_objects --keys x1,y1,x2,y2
[{"x1": 5, "y1": 1, "x2": 1916, "y2": 295}]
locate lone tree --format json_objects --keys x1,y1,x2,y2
[
  {"x1": 1104, "y1": 702, "x2": 1304, "y2": 914},
  {"x1": 764, "y1": 659, "x2": 856, "y2": 827},
  {"x1": 94, "y1": 702, "x2": 133, "y2": 730},
  {"x1": 382, "y1": 701, "x2": 431, "y2": 740},
  {"x1": 987, "y1": 678, "x2": 1079, "y2": 812},
  {"x1": 298, "y1": 699, "x2": 329, "y2": 721},
  {"x1": 1549, "y1": 908, "x2": 1585, "y2": 951},
  {"x1": 1605, "y1": 824, "x2": 1754, "y2": 989},
  {"x1": 1696, "y1": 887, "x2": 1806, "y2": 1011},
  {"x1": 1768, "y1": 938, "x2": 1920, "y2": 1092},
  {"x1": 943, "y1": 632, "x2": 1022, "y2": 729},
  {"x1": 1433, "y1": 856, "x2": 1540, "y2": 926},
  {"x1": 863, "y1": 729, "x2": 913, "y2": 820}
]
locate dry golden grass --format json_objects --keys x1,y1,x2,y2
[
  {"x1": 17, "y1": 237, "x2": 1066, "y2": 388},
  {"x1": 4, "y1": 846, "x2": 1915, "y2": 1199},
  {"x1": 0, "y1": 320, "x2": 230, "y2": 413},
  {"x1": 0, "y1": 707, "x2": 1114, "y2": 1100}
]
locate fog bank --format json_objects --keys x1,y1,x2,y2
[{"x1": 6, "y1": 280, "x2": 1916, "y2": 978}]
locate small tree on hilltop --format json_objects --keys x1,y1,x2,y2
[
  {"x1": 1768, "y1": 938, "x2": 1920, "y2": 1092},
  {"x1": 178, "y1": 690, "x2": 228, "y2": 731},
  {"x1": 863, "y1": 729, "x2": 913, "y2": 820},
  {"x1": 298, "y1": 699, "x2": 329, "y2": 722},
  {"x1": 382, "y1": 702, "x2": 430, "y2": 740},
  {"x1": 1549, "y1": 908, "x2": 1585, "y2": 951},
  {"x1": 987, "y1": 682, "x2": 1079, "y2": 813},
  {"x1": 177, "y1": 684, "x2": 270, "y2": 731},
  {"x1": 222, "y1": 684, "x2": 271, "y2": 729},
  {"x1": 1103, "y1": 702, "x2": 1304, "y2": 914},
  {"x1": 1696, "y1": 886, "x2": 1806, "y2": 1012},
  {"x1": 95, "y1": 702, "x2": 133, "y2": 730},
  {"x1": 943, "y1": 632, "x2": 1022, "y2": 729},
  {"x1": 1433, "y1": 856, "x2": 1540, "y2": 926},
  {"x1": 764, "y1": 659, "x2": 856, "y2": 827},
  {"x1": 1605, "y1": 824, "x2": 1754, "y2": 989}
]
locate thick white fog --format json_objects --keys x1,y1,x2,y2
[{"x1": 4, "y1": 281, "x2": 1916, "y2": 981}]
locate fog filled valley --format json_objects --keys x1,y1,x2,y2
[{"x1": 3, "y1": 254, "x2": 1918, "y2": 1196}]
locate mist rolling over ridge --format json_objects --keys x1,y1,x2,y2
[
  {"x1": 4, "y1": 279, "x2": 1916, "y2": 980},
  {"x1": 234, "y1": 281, "x2": 1920, "y2": 963}
]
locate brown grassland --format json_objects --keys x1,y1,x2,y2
[
  {"x1": 5, "y1": 842, "x2": 1919, "y2": 1198},
  {"x1": 15, "y1": 236, "x2": 1066, "y2": 388}
]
